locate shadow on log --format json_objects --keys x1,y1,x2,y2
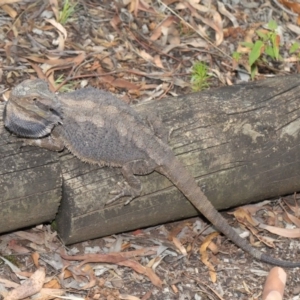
[
  {"x1": 0, "y1": 109, "x2": 62, "y2": 232},
  {"x1": 1, "y1": 75, "x2": 300, "y2": 244}
]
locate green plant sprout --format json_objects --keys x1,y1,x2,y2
[
  {"x1": 288, "y1": 41, "x2": 300, "y2": 66},
  {"x1": 234, "y1": 20, "x2": 281, "y2": 79},
  {"x1": 55, "y1": 74, "x2": 76, "y2": 92},
  {"x1": 289, "y1": 41, "x2": 300, "y2": 55},
  {"x1": 59, "y1": 0, "x2": 77, "y2": 25},
  {"x1": 190, "y1": 61, "x2": 211, "y2": 91},
  {"x1": 232, "y1": 51, "x2": 241, "y2": 61}
]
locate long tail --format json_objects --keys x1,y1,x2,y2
[{"x1": 157, "y1": 153, "x2": 300, "y2": 268}]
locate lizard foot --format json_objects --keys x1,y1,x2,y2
[{"x1": 106, "y1": 181, "x2": 140, "y2": 206}]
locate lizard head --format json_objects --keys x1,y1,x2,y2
[{"x1": 3, "y1": 79, "x2": 63, "y2": 138}]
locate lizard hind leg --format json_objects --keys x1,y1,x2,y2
[{"x1": 107, "y1": 159, "x2": 156, "y2": 206}]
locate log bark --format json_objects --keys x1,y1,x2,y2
[
  {"x1": 1, "y1": 75, "x2": 300, "y2": 243},
  {"x1": 0, "y1": 105, "x2": 62, "y2": 233}
]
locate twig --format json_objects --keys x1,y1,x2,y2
[{"x1": 157, "y1": 0, "x2": 232, "y2": 60}]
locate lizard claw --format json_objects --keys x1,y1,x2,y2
[
  {"x1": 109, "y1": 181, "x2": 126, "y2": 195},
  {"x1": 106, "y1": 193, "x2": 135, "y2": 206},
  {"x1": 106, "y1": 182, "x2": 138, "y2": 206}
]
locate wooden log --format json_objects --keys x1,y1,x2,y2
[
  {"x1": 0, "y1": 105, "x2": 62, "y2": 233},
  {"x1": 56, "y1": 75, "x2": 300, "y2": 244}
]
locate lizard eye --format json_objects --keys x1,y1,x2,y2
[{"x1": 32, "y1": 97, "x2": 37, "y2": 101}]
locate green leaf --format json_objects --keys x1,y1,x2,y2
[
  {"x1": 240, "y1": 42, "x2": 254, "y2": 49},
  {"x1": 290, "y1": 42, "x2": 300, "y2": 54},
  {"x1": 232, "y1": 51, "x2": 241, "y2": 61},
  {"x1": 269, "y1": 33, "x2": 280, "y2": 60},
  {"x1": 274, "y1": 46, "x2": 280, "y2": 60},
  {"x1": 265, "y1": 46, "x2": 275, "y2": 59},
  {"x1": 256, "y1": 30, "x2": 268, "y2": 41},
  {"x1": 268, "y1": 20, "x2": 278, "y2": 31},
  {"x1": 251, "y1": 65, "x2": 258, "y2": 79},
  {"x1": 249, "y1": 40, "x2": 264, "y2": 66}
]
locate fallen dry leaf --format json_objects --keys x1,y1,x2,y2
[
  {"x1": 212, "y1": 11, "x2": 224, "y2": 46},
  {"x1": 130, "y1": 0, "x2": 155, "y2": 17},
  {"x1": 110, "y1": 14, "x2": 121, "y2": 32},
  {"x1": 0, "y1": 0, "x2": 21, "y2": 5},
  {"x1": 172, "y1": 237, "x2": 187, "y2": 255},
  {"x1": 7, "y1": 240, "x2": 30, "y2": 254},
  {"x1": 254, "y1": 234, "x2": 276, "y2": 248},
  {"x1": 111, "y1": 78, "x2": 140, "y2": 90},
  {"x1": 259, "y1": 223, "x2": 300, "y2": 238},
  {"x1": 15, "y1": 272, "x2": 34, "y2": 278},
  {"x1": 283, "y1": 194, "x2": 300, "y2": 218},
  {"x1": 0, "y1": 256, "x2": 23, "y2": 277},
  {"x1": 217, "y1": 1, "x2": 239, "y2": 27},
  {"x1": 14, "y1": 232, "x2": 47, "y2": 245},
  {"x1": 27, "y1": 62, "x2": 51, "y2": 86},
  {"x1": 32, "y1": 252, "x2": 40, "y2": 268},
  {"x1": 60, "y1": 249, "x2": 162, "y2": 288},
  {"x1": 0, "y1": 278, "x2": 19, "y2": 289},
  {"x1": 118, "y1": 260, "x2": 162, "y2": 288},
  {"x1": 150, "y1": 16, "x2": 176, "y2": 41},
  {"x1": 153, "y1": 55, "x2": 164, "y2": 69},
  {"x1": 48, "y1": 0, "x2": 59, "y2": 21},
  {"x1": 278, "y1": 0, "x2": 300, "y2": 13},
  {"x1": 286, "y1": 23, "x2": 300, "y2": 35},
  {"x1": 199, "y1": 232, "x2": 219, "y2": 283},
  {"x1": 238, "y1": 202, "x2": 268, "y2": 215},
  {"x1": 146, "y1": 256, "x2": 163, "y2": 271},
  {"x1": 5, "y1": 267, "x2": 45, "y2": 300},
  {"x1": 167, "y1": 222, "x2": 188, "y2": 240},
  {"x1": 231, "y1": 207, "x2": 259, "y2": 227},
  {"x1": 55, "y1": 31, "x2": 65, "y2": 51},
  {"x1": 285, "y1": 211, "x2": 300, "y2": 227},
  {"x1": 45, "y1": 19, "x2": 67, "y2": 40},
  {"x1": 139, "y1": 50, "x2": 154, "y2": 61},
  {"x1": 181, "y1": 0, "x2": 210, "y2": 13},
  {"x1": 43, "y1": 279, "x2": 61, "y2": 289},
  {"x1": 120, "y1": 294, "x2": 141, "y2": 300},
  {"x1": 281, "y1": 203, "x2": 300, "y2": 227},
  {"x1": 1, "y1": 4, "x2": 17, "y2": 18},
  {"x1": 31, "y1": 288, "x2": 65, "y2": 300},
  {"x1": 77, "y1": 265, "x2": 97, "y2": 290}
]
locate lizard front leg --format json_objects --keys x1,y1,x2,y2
[
  {"x1": 107, "y1": 159, "x2": 156, "y2": 205},
  {"x1": 20, "y1": 130, "x2": 64, "y2": 151}
]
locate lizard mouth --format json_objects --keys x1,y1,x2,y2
[{"x1": 35, "y1": 101, "x2": 63, "y2": 122}]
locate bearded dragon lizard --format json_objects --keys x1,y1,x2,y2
[{"x1": 4, "y1": 79, "x2": 300, "y2": 267}]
